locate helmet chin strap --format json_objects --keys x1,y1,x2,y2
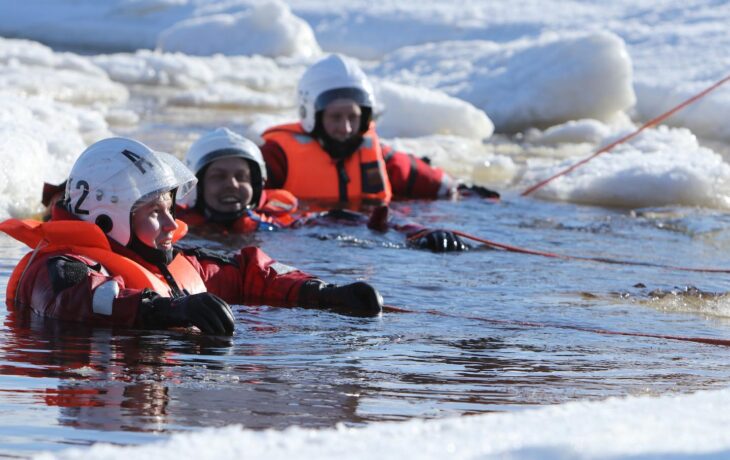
[
  {"x1": 314, "y1": 127, "x2": 364, "y2": 161},
  {"x1": 320, "y1": 134, "x2": 364, "y2": 160},
  {"x1": 202, "y1": 206, "x2": 248, "y2": 226},
  {"x1": 126, "y1": 231, "x2": 174, "y2": 266}
]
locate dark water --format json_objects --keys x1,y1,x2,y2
[{"x1": 3, "y1": 195, "x2": 730, "y2": 457}]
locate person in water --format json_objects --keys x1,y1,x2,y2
[
  {"x1": 260, "y1": 54, "x2": 498, "y2": 251},
  {"x1": 180, "y1": 127, "x2": 468, "y2": 251},
  {"x1": 0, "y1": 137, "x2": 383, "y2": 336},
  {"x1": 177, "y1": 127, "x2": 299, "y2": 233}
]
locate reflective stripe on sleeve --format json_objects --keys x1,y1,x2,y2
[
  {"x1": 92, "y1": 280, "x2": 120, "y2": 316},
  {"x1": 270, "y1": 261, "x2": 296, "y2": 275}
]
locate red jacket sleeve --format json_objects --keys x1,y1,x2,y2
[
  {"x1": 261, "y1": 140, "x2": 288, "y2": 190},
  {"x1": 186, "y1": 247, "x2": 317, "y2": 305},
  {"x1": 16, "y1": 252, "x2": 143, "y2": 327},
  {"x1": 382, "y1": 144, "x2": 456, "y2": 199}
]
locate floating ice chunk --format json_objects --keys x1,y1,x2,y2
[
  {"x1": 375, "y1": 80, "x2": 494, "y2": 140},
  {"x1": 376, "y1": 31, "x2": 635, "y2": 133},
  {"x1": 524, "y1": 126, "x2": 730, "y2": 209},
  {"x1": 30, "y1": 386, "x2": 730, "y2": 460},
  {"x1": 635, "y1": 81, "x2": 730, "y2": 144},
  {"x1": 0, "y1": 38, "x2": 127, "y2": 104},
  {"x1": 0, "y1": 94, "x2": 111, "y2": 218},
  {"x1": 157, "y1": 1, "x2": 321, "y2": 59},
  {"x1": 524, "y1": 119, "x2": 616, "y2": 146}
]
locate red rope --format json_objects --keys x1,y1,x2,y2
[
  {"x1": 521, "y1": 74, "x2": 730, "y2": 196},
  {"x1": 382, "y1": 306, "x2": 730, "y2": 347},
  {"x1": 452, "y1": 230, "x2": 730, "y2": 274}
]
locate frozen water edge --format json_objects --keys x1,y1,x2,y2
[{"x1": 34, "y1": 386, "x2": 730, "y2": 460}]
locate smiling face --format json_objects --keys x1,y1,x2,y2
[
  {"x1": 131, "y1": 191, "x2": 178, "y2": 250},
  {"x1": 202, "y1": 157, "x2": 254, "y2": 213},
  {"x1": 321, "y1": 99, "x2": 362, "y2": 142}
]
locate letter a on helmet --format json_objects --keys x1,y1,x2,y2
[
  {"x1": 66, "y1": 137, "x2": 196, "y2": 246},
  {"x1": 297, "y1": 54, "x2": 375, "y2": 133}
]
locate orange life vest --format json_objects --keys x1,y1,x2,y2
[
  {"x1": 0, "y1": 218, "x2": 207, "y2": 309},
  {"x1": 257, "y1": 189, "x2": 299, "y2": 227},
  {"x1": 262, "y1": 123, "x2": 392, "y2": 203}
]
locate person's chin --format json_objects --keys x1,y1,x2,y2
[{"x1": 214, "y1": 203, "x2": 243, "y2": 213}]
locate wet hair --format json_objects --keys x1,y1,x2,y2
[{"x1": 131, "y1": 190, "x2": 174, "y2": 216}]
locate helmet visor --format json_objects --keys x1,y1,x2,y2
[
  {"x1": 314, "y1": 87, "x2": 373, "y2": 112},
  {"x1": 92, "y1": 150, "x2": 197, "y2": 211},
  {"x1": 192, "y1": 148, "x2": 256, "y2": 175},
  {"x1": 128, "y1": 153, "x2": 197, "y2": 214},
  {"x1": 152, "y1": 151, "x2": 197, "y2": 200}
]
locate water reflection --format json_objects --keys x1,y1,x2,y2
[
  {"x1": 0, "y1": 308, "x2": 370, "y2": 443},
  {"x1": 0, "y1": 311, "x2": 177, "y2": 433}
]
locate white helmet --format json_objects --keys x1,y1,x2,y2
[
  {"x1": 179, "y1": 127, "x2": 266, "y2": 210},
  {"x1": 66, "y1": 137, "x2": 197, "y2": 246},
  {"x1": 298, "y1": 54, "x2": 375, "y2": 133}
]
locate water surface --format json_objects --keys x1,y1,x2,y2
[{"x1": 3, "y1": 193, "x2": 730, "y2": 457}]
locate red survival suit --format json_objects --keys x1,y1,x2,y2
[
  {"x1": 0, "y1": 206, "x2": 316, "y2": 328},
  {"x1": 176, "y1": 189, "x2": 299, "y2": 233},
  {"x1": 261, "y1": 122, "x2": 454, "y2": 202}
]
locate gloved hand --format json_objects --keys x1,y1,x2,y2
[
  {"x1": 139, "y1": 292, "x2": 235, "y2": 336},
  {"x1": 367, "y1": 205, "x2": 390, "y2": 232},
  {"x1": 300, "y1": 281, "x2": 383, "y2": 317},
  {"x1": 457, "y1": 183, "x2": 500, "y2": 199},
  {"x1": 320, "y1": 209, "x2": 367, "y2": 223},
  {"x1": 407, "y1": 229, "x2": 469, "y2": 252}
]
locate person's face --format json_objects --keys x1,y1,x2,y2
[
  {"x1": 131, "y1": 192, "x2": 178, "y2": 250},
  {"x1": 202, "y1": 157, "x2": 253, "y2": 213},
  {"x1": 321, "y1": 99, "x2": 361, "y2": 142}
]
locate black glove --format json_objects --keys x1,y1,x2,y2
[
  {"x1": 139, "y1": 292, "x2": 235, "y2": 336},
  {"x1": 321, "y1": 209, "x2": 367, "y2": 223},
  {"x1": 457, "y1": 183, "x2": 500, "y2": 199},
  {"x1": 407, "y1": 229, "x2": 468, "y2": 252},
  {"x1": 366, "y1": 205, "x2": 390, "y2": 232},
  {"x1": 300, "y1": 281, "x2": 383, "y2": 317}
]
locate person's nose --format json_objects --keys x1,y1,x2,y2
[
  {"x1": 225, "y1": 173, "x2": 240, "y2": 189},
  {"x1": 342, "y1": 118, "x2": 353, "y2": 135},
  {"x1": 161, "y1": 210, "x2": 178, "y2": 233}
]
